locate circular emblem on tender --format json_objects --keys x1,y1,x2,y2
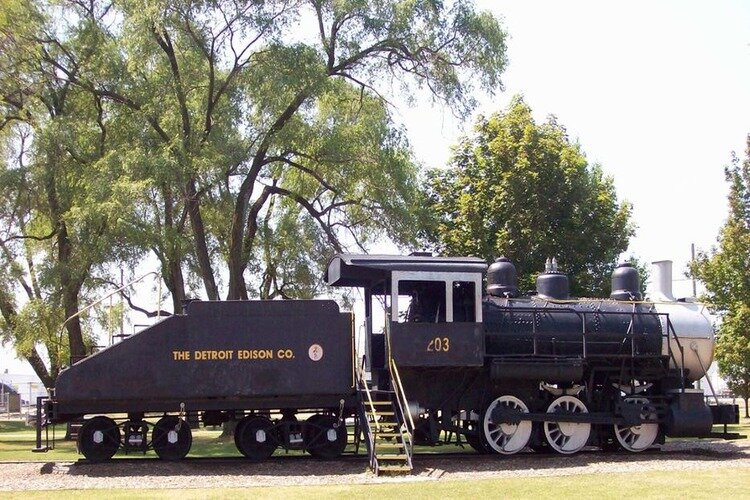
[{"x1": 308, "y1": 344, "x2": 323, "y2": 361}]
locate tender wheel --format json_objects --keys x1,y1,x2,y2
[
  {"x1": 305, "y1": 414, "x2": 347, "y2": 459},
  {"x1": 78, "y1": 416, "x2": 121, "y2": 462},
  {"x1": 483, "y1": 395, "x2": 532, "y2": 455},
  {"x1": 235, "y1": 416, "x2": 277, "y2": 459},
  {"x1": 614, "y1": 397, "x2": 659, "y2": 452},
  {"x1": 544, "y1": 396, "x2": 591, "y2": 454},
  {"x1": 152, "y1": 416, "x2": 192, "y2": 460}
]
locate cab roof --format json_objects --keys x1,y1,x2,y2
[{"x1": 326, "y1": 253, "x2": 488, "y2": 288}]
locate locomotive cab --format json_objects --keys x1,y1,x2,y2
[{"x1": 326, "y1": 253, "x2": 487, "y2": 383}]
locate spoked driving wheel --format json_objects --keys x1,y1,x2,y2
[
  {"x1": 78, "y1": 416, "x2": 121, "y2": 462},
  {"x1": 235, "y1": 416, "x2": 277, "y2": 460},
  {"x1": 544, "y1": 396, "x2": 591, "y2": 454},
  {"x1": 305, "y1": 414, "x2": 347, "y2": 459},
  {"x1": 483, "y1": 395, "x2": 532, "y2": 455},
  {"x1": 152, "y1": 416, "x2": 192, "y2": 460},
  {"x1": 614, "y1": 397, "x2": 659, "y2": 452}
]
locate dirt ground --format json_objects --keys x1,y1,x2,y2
[{"x1": 1, "y1": 438, "x2": 749, "y2": 491}]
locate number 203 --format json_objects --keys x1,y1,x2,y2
[{"x1": 427, "y1": 337, "x2": 450, "y2": 352}]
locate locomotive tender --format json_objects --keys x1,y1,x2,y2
[{"x1": 35, "y1": 253, "x2": 740, "y2": 472}]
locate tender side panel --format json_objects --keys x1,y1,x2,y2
[{"x1": 54, "y1": 300, "x2": 353, "y2": 414}]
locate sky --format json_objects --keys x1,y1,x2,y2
[
  {"x1": 396, "y1": 0, "x2": 750, "y2": 297},
  {"x1": 2, "y1": 1, "x2": 749, "y2": 379}
]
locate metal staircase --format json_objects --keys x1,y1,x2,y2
[{"x1": 356, "y1": 359, "x2": 413, "y2": 475}]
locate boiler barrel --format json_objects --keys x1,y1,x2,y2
[{"x1": 483, "y1": 299, "x2": 663, "y2": 358}]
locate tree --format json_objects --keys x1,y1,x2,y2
[
  {"x1": 425, "y1": 96, "x2": 634, "y2": 296},
  {"x1": 691, "y1": 136, "x2": 750, "y2": 417},
  {"x1": 22, "y1": 0, "x2": 508, "y2": 302},
  {"x1": 0, "y1": 0, "x2": 147, "y2": 380},
  {"x1": 0, "y1": 0, "x2": 510, "y2": 381}
]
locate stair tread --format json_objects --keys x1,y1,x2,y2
[
  {"x1": 378, "y1": 454, "x2": 409, "y2": 459},
  {"x1": 378, "y1": 465, "x2": 412, "y2": 473}
]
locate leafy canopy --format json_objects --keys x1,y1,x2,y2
[
  {"x1": 691, "y1": 136, "x2": 750, "y2": 414},
  {"x1": 425, "y1": 96, "x2": 634, "y2": 296}
]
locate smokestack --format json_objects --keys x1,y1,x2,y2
[{"x1": 650, "y1": 260, "x2": 675, "y2": 301}]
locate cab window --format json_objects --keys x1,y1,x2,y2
[
  {"x1": 397, "y1": 280, "x2": 446, "y2": 323},
  {"x1": 452, "y1": 281, "x2": 476, "y2": 322}
]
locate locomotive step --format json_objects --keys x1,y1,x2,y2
[
  {"x1": 378, "y1": 453, "x2": 408, "y2": 460},
  {"x1": 375, "y1": 442, "x2": 404, "y2": 449},
  {"x1": 378, "y1": 464, "x2": 412, "y2": 473},
  {"x1": 375, "y1": 432, "x2": 401, "y2": 438}
]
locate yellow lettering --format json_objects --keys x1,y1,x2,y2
[
  {"x1": 172, "y1": 351, "x2": 190, "y2": 361},
  {"x1": 238, "y1": 349, "x2": 275, "y2": 360},
  {"x1": 277, "y1": 349, "x2": 294, "y2": 359},
  {"x1": 427, "y1": 337, "x2": 450, "y2": 352}
]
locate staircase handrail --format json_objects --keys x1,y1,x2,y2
[
  {"x1": 355, "y1": 356, "x2": 380, "y2": 432},
  {"x1": 384, "y1": 316, "x2": 414, "y2": 461},
  {"x1": 389, "y1": 357, "x2": 415, "y2": 435},
  {"x1": 355, "y1": 355, "x2": 379, "y2": 471}
]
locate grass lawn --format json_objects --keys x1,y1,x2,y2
[
  {"x1": 0, "y1": 420, "x2": 243, "y2": 462},
  {"x1": 2, "y1": 468, "x2": 749, "y2": 499},
  {"x1": 1, "y1": 414, "x2": 748, "y2": 462}
]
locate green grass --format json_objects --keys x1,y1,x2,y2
[
  {"x1": 0, "y1": 420, "x2": 242, "y2": 461},
  {"x1": 2, "y1": 468, "x2": 749, "y2": 499},
  {"x1": 0, "y1": 414, "x2": 747, "y2": 463}
]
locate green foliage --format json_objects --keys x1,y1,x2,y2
[
  {"x1": 0, "y1": 0, "x2": 509, "y2": 378},
  {"x1": 425, "y1": 96, "x2": 634, "y2": 296},
  {"x1": 691, "y1": 137, "x2": 750, "y2": 413}
]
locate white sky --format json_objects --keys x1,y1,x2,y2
[
  {"x1": 396, "y1": 0, "x2": 750, "y2": 294},
  {"x1": 2, "y1": 1, "x2": 749, "y2": 378}
]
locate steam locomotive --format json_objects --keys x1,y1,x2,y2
[{"x1": 34, "y1": 253, "x2": 740, "y2": 473}]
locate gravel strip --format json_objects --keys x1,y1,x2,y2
[{"x1": 1, "y1": 439, "x2": 748, "y2": 491}]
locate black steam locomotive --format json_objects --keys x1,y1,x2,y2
[{"x1": 34, "y1": 253, "x2": 740, "y2": 473}]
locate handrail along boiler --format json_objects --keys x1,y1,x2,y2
[{"x1": 34, "y1": 253, "x2": 740, "y2": 470}]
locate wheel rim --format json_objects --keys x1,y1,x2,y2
[
  {"x1": 483, "y1": 395, "x2": 532, "y2": 455},
  {"x1": 78, "y1": 416, "x2": 120, "y2": 462},
  {"x1": 544, "y1": 396, "x2": 591, "y2": 454},
  {"x1": 235, "y1": 416, "x2": 277, "y2": 459},
  {"x1": 614, "y1": 397, "x2": 658, "y2": 452},
  {"x1": 152, "y1": 416, "x2": 192, "y2": 460},
  {"x1": 305, "y1": 414, "x2": 347, "y2": 459}
]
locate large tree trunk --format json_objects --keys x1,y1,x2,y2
[
  {"x1": 161, "y1": 186, "x2": 187, "y2": 312},
  {"x1": 227, "y1": 196, "x2": 250, "y2": 301},
  {"x1": 26, "y1": 348, "x2": 55, "y2": 389},
  {"x1": 46, "y1": 153, "x2": 86, "y2": 363},
  {"x1": 745, "y1": 397, "x2": 749, "y2": 419},
  {"x1": 186, "y1": 179, "x2": 218, "y2": 300}
]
